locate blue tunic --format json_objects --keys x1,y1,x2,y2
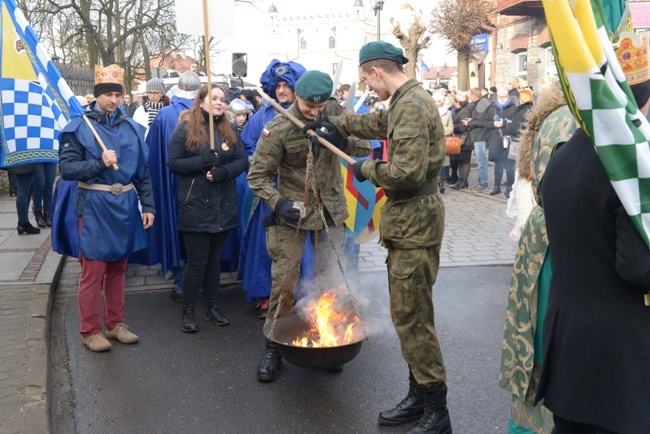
[{"x1": 57, "y1": 107, "x2": 154, "y2": 261}]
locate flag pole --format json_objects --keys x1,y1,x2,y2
[
  {"x1": 202, "y1": 0, "x2": 215, "y2": 150},
  {"x1": 82, "y1": 115, "x2": 119, "y2": 170}
]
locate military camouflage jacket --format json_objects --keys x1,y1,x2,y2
[
  {"x1": 247, "y1": 99, "x2": 370, "y2": 229},
  {"x1": 329, "y1": 79, "x2": 446, "y2": 248}
]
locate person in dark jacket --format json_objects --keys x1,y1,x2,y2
[
  {"x1": 450, "y1": 93, "x2": 473, "y2": 189},
  {"x1": 464, "y1": 88, "x2": 492, "y2": 191},
  {"x1": 482, "y1": 88, "x2": 517, "y2": 195},
  {"x1": 503, "y1": 89, "x2": 533, "y2": 197},
  {"x1": 167, "y1": 84, "x2": 248, "y2": 333}
]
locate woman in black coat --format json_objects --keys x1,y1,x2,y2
[
  {"x1": 503, "y1": 89, "x2": 533, "y2": 197},
  {"x1": 481, "y1": 88, "x2": 517, "y2": 195},
  {"x1": 450, "y1": 93, "x2": 474, "y2": 189},
  {"x1": 168, "y1": 84, "x2": 248, "y2": 333}
]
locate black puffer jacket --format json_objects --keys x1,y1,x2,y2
[{"x1": 168, "y1": 117, "x2": 248, "y2": 233}]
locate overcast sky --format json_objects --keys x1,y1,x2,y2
[{"x1": 227, "y1": 0, "x2": 457, "y2": 83}]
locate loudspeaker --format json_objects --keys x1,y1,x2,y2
[{"x1": 232, "y1": 53, "x2": 247, "y2": 77}]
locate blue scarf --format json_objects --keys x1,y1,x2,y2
[{"x1": 495, "y1": 98, "x2": 512, "y2": 111}]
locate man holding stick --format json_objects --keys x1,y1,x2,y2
[
  {"x1": 248, "y1": 70, "x2": 370, "y2": 382},
  {"x1": 59, "y1": 64, "x2": 155, "y2": 352},
  {"x1": 303, "y1": 42, "x2": 450, "y2": 434}
]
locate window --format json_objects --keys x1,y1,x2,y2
[
  {"x1": 300, "y1": 38, "x2": 307, "y2": 50},
  {"x1": 333, "y1": 63, "x2": 339, "y2": 75},
  {"x1": 544, "y1": 46, "x2": 557, "y2": 76},
  {"x1": 516, "y1": 52, "x2": 527, "y2": 79},
  {"x1": 329, "y1": 36, "x2": 336, "y2": 49}
]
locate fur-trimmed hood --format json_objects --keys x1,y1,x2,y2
[{"x1": 517, "y1": 84, "x2": 568, "y2": 180}]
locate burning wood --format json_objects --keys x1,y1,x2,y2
[{"x1": 291, "y1": 290, "x2": 360, "y2": 348}]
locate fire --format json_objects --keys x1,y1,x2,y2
[{"x1": 292, "y1": 291, "x2": 360, "y2": 348}]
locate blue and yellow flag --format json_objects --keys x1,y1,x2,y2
[
  {"x1": 0, "y1": 0, "x2": 84, "y2": 168},
  {"x1": 543, "y1": 0, "x2": 650, "y2": 248}
]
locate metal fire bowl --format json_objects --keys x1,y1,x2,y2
[{"x1": 264, "y1": 314, "x2": 365, "y2": 370}]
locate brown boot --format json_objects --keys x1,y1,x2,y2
[
  {"x1": 82, "y1": 334, "x2": 112, "y2": 352},
  {"x1": 106, "y1": 323, "x2": 139, "y2": 344}
]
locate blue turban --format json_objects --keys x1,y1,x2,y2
[{"x1": 260, "y1": 59, "x2": 306, "y2": 101}]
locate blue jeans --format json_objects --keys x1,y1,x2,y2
[
  {"x1": 33, "y1": 163, "x2": 57, "y2": 213},
  {"x1": 171, "y1": 259, "x2": 186, "y2": 294},
  {"x1": 474, "y1": 141, "x2": 488, "y2": 187},
  {"x1": 15, "y1": 173, "x2": 35, "y2": 223}
]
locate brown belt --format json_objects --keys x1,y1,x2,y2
[
  {"x1": 384, "y1": 179, "x2": 437, "y2": 199},
  {"x1": 78, "y1": 181, "x2": 134, "y2": 196}
]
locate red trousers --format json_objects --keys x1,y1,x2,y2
[{"x1": 78, "y1": 251, "x2": 127, "y2": 336}]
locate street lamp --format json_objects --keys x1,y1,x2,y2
[{"x1": 370, "y1": 0, "x2": 386, "y2": 41}]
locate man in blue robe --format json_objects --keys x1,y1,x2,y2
[
  {"x1": 237, "y1": 59, "x2": 307, "y2": 319},
  {"x1": 129, "y1": 71, "x2": 201, "y2": 301},
  {"x1": 58, "y1": 64, "x2": 155, "y2": 353}
]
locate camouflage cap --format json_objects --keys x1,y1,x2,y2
[
  {"x1": 359, "y1": 41, "x2": 409, "y2": 65},
  {"x1": 294, "y1": 70, "x2": 333, "y2": 103}
]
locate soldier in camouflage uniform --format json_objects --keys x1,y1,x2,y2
[
  {"x1": 304, "y1": 41, "x2": 450, "y2": 434},
  {"x1": 247, "y1": 70, "x2": 371, "y2": 382},
  {"x1": 498, "y1": 83, "x2": 578, "y2": 434}
]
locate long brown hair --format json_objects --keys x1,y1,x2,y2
[{"x1": 179, "y1": 84, "x2": 237, "y2": 152}]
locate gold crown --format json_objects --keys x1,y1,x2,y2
[
  {"x1": 615, "y1": 32, "x2": 650, "y2": 86},
  {"x1": 94, "y1": 64, "x2": 124, "y2": 85}
]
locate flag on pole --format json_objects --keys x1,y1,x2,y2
[
  {"x1": 542, "y1": 0, "x2": 650, "y2": 247},
  {"x1": 0, "y1": 0, "x2": 83, "y2": 168},
  {"x1": 420, "y1": 59, "x2": 431, "y2": 73}
]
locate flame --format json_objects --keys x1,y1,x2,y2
[{"x1": 291, "y1": 290, "x2": 360, "y2": 348}]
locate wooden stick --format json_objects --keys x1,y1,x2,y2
[
  {"x1": 256, "y1": 87, "x2": 356, "y2": 165},
  {"x1": 82, "y1": 115, "x2": 119, "y2": 170},
  {"x1": 201, "y1": 0, "x2": 215, "y2": 150}
]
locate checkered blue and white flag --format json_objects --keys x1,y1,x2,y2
[{"x1": 0, "y1": 0, "x2": 84, "y2": 168}]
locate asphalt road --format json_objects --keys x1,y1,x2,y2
[{"x1": 50, "y1": 265, "x2": 512, "y2": 434}]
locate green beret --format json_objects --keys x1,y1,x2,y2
[
  {"x1": 294, "y1": 70, "x2": 333, "y2": 103},
  {"x1": 359, "y1": 41, "x2": 409, "y2": 65}
]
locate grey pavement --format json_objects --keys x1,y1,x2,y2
[{"x1": 0, "y1": 174, "x2": 516, "y2": 433}]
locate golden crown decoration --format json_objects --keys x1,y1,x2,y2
[
  {"x1": 615, "y1": 31, "x2": 650, "y2": 86},
  {"x1": 94, "y1": 64, "x2": 124, "y2": 85}
]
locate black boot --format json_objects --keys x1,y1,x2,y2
[
  {"x1": 181, "y1": 308, "x2": 199, "y2": 333},
  {"x1": 451, "y1": 179, "x2": 467, "y2": 190},
  {"x1": 378, "y1": 370, "x2": 425, "y2": 425},
  {"x1": 407, "y1": 384, "x2": 452, "y2": 434},
  {"x1": 437, "y1": 176, "x2": 446, "y2": 194},
  {"x1": 489, "y1": 185, "x2": 501, "y2": 195},
  {"x1": 17, "y1": 221, "x2": 40, "y2": 235},
  {"x1": 205, "y1": 305, "x2": 230, "y2": 326},
  {"x1": 44, "y1": 211, "x2": 52, "y2": 227},
  {"x1": 504, "y1": 185, "x2": 512, "y2": 198},
  {"x1": 257, "y1": 339, "x2": 283, "y2": 382},
  {"x1": 33, "y1": 210, "x2": 46, "y2": 228}
]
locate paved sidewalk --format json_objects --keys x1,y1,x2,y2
[{"x1": 0, "y1": 181, "x2": 515, "y2": 433}]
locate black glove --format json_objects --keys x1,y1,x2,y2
[
  {"x1": 274, "y1": 198, "x2": 301, "y2": 223},
  {"x1": 352, "y1": 160, "x2": 367, "y2": 182},
  {"x1": 201, "y1": 150, "x2": 220, "y2": 171},
  {"x1": 301, "y1": 117, "x2": 329, "y2": 136},
  {"x1": 314, "y1": 121, "x2": 348, "y2": 150},
  {"x1": 209, "y1": 167, "x2": 228, "y2": 183}
]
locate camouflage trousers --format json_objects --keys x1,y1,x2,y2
[
  {"x1": 386, "y1": 244, "x2": 446, "y2": 388},
  {"x1": 264, "y1": 223, "x2": 347, "y2": 327}
]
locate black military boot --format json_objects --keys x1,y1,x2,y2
[
  {"x1": 378, "y1": 370, "x2": 425, "y2": 425},
  {"x1": 44, "y1": 211, "x2": 52, "y2": 227},
  {"x1": 205, "y1": 305, "x2": 230, "y2": 326},
  {"x1": 407, "y1": 384, "x2": 452, "y2": 434},
  {"x1": 257, "y1": 339, "x2": 283, "y2": 382},
  {"x1": 181, "y1": 308, "x2": 198, "y2": 333}
]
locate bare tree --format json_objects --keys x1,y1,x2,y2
[
  {"x1": 391, "y1": 14, "x2": 431, "y2": 80},
  {"x1": 429, "y1": 0, "x2": 495, "y2": 91}
]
